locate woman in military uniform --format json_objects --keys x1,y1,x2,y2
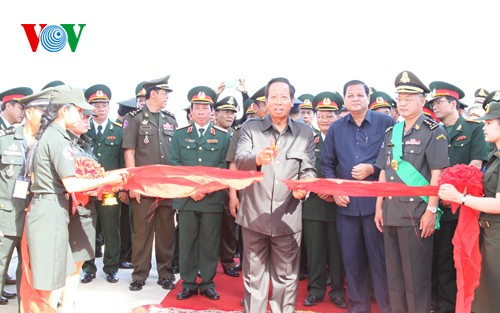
[
  {"x1": 23, "y1": 85, "x2": 126, "y2": 310},
  {"x1": 439, "y1": 101, "x2": 500, "y2": 313}
]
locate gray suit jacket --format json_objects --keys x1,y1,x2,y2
[{"x1": 235, "y1": 115, "x2": 316, "y2": 236}]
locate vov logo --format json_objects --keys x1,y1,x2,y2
[{"x1": 21, "y1": 24, "x2": 86, "y2": 52}]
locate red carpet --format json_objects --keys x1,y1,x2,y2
[{"x1": 130, "y1": 261, "x2": 383, "y2": 313}]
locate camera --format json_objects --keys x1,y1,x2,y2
[{"x1": 224, "y1": 79, "x2": 239, "y2": 89}]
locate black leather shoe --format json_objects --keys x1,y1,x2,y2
[
  {"x1": 176, "y1": 288, "x2": 198, "y2": 300},
  {"x1": 1, "y1": 291, "x2": 16, "y2": 299},
  {"x1": 200, "y1": 288, "x2": 220, "y2": 300},
  {"x1": 119, "y1": 261, "x2": 133, "y2": 269},
  {"x1": 223, "y1": 267, "x2": 240, "y2": 277},
  {"x1": 331, "y1": 296, "x2": 348, "y2": 309},
  {"x1": 5, "y1": 274, "x2": 16, "y2": 285},
  {"x1": 0, "y1": 296, "x2": 7, "y2": 305},
  {"x1": 161, "y1": 277, "x2": 176, "y2": 290},
  {"x1": 172, "y1": 265, "x2": 179, "y2": 274},
  {"x1": 129, "y1": 280, "x2": 145, "y2": 291},
  {"x1": 304, "y1": 294, "x2": 322, "y2": 306},
  {"x1": 106, "y1": 272, "x2": 119, "y2": 283},
  {"x1": 80, "y1": 272, "x2": 96, "y2": 284}
]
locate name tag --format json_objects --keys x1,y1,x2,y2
[{"x1": 13, "y1": 176, "x2": 30, "y2": 199}]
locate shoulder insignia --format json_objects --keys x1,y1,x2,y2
[
  {"x1": 113, "y1": 121, "x2": 123, "y2": 127},
  {"x1": 385, "y1": 126, "x2": 394, "y2": 133},
  {"x1": 423, "y1": 118, "x2": 439, "y2": 130},
  {"x1": 161, "y1": 110, "x2": 176, "y2": 118},
  {"x1": 129, "y1": 108, "x2": 142, "y2": 117},
  {"x1": 213, "y1": 125, "x2": 228, "y2": 133},
  {"x1": 466, "y1": 118, "x2": 481, "y2": 123},
  {"x1": 176, "y1": 124, "x2": 191, "y2": 131},
  {"x1": 0, "y1": 128, "x2": 15, "y2": 137}
]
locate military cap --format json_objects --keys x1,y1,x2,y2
[
  {"x1": 214, "y1": 96, "x2": 238, "y2": 112},
  {"x1": 243, "y1": 98, "x2": 255, "y2": 115},
  {"x1": 117, "y1": 98, "x2": 137, "y2": 109},
  {"x1": 394, "y1": 70, "x2": 430, "y2": 94},
  {"x1": 369, "y1": 91, "x2": 394, "y2": 110},
  {"x1": 482, "y1": 90, "x2": 500, "y2": 111},
  {"x1": 429, "y1": 81, "x2": 465, "y2": 101},
  {"x1": 313, "y1": 92, "x2": 343, "y2": 111},
  {"x1": 187, "y1": 86, "x2": 217, "y2": 104},
  {"x1": 142, "y1": 75, "x2": 173, "y2": 92},
  {"x1": 250, "y1": 86, "x2": 266, "y2": 102},
  {"x1": 84, "y1": 84, "x2": 112, "y2": 103},
  {"x1": 423, "y1": 101, "x2": 439, "y2": 122},
  {"x1": 24, "y1": 85, "x2": 93, "y2": 110},
  {"x1": 459, "y1": 101, "x2": 468, "y2": 110},
  {"x1": 368, "y1": 87, "x2": 377, "y2": 95},
  {"x1": 135, "y1": 81, "x2": 146, "y2": 97},
  {"x1": 83, "y1": 109, "x2": 97, "y2": 117},
  {"x1": 0, "y1": 87, "x2": 33, "y2": 104},
  {"x1": 19, "y1": 88, "x2": 51, "y2": 109},
  {"x1": 297, "y1": 93, "x2": 314, "y2": 110},
  {"x1": 41, "y1": 80, "x2": 65, "y2": 90},
  {"x1": 477, "y1": 101, "x2": 500, "y2": 120},
  {"x1": 474, "y1": 88, "x2": 489, "y2": 104}
]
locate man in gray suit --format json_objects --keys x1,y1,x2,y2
[{"x1": 235, "y1": 77, "x2": 316, "y2": 313}]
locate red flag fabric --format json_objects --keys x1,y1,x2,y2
[
  {"x1": 439, "y1": 164, "x2": 484, "y2": 313},
  {"x1": 282, "y1": 177, "x2": 439, "y2": 197}
]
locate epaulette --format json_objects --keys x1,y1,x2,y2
[
  {"x1": 113, "y1": 121, "x2": 123, "y2": 127},
  {"x1": 466, "y1": 118, "x2": 481, "y2": 123},
  {"x1": 176, "y1": 124, "x2": 191, "y2": 130},
  {"x1": 0, "y1": 128, "x2": 15, "y2": 137},
  {"x1": 213, "y1": 125, "x2": 228, "y2": 133},
  {"x1": 161, "y1": 110, "x2": 176, "y2": 118},
  {"x1": 423, "y1": 118, "x2": 439, "y2": 130},
  {"x1": 385, "y1": 126, "x2": 393, "y2": 133},
  {"x1": 129, "y1": 108, "x2": 142, "y2": 117}
]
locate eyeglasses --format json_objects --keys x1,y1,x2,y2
[
  {"x1": 432, "y1": 99, "x2": 450, "y2": 107},
  {"x1": 156, "y1": 90, "x2": 170, "y2": 97}
]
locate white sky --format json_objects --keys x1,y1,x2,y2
[{"x1": 2, "y1": 0, "x2": 499, "y2": 126}]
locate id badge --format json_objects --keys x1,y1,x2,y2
[{"x1": 13, "y1": 176, "x2": 30, "y2": 199}]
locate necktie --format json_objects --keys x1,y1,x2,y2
[
  {"x1": 199, "y1": 128, "x2": 205, "y2": 138},
  {"x1": 97, "y1": 125, "x2": 103, "y2": 140}
]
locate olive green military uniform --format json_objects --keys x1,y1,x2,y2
[
  {"x1": 375, "y1": 114, "x2": 450, "y2": 313},
  {"x1": 27, "y1": 123, "x2": 77, "y2": 290},
  {"x1": 472, "y1": 149, "x2": 500, "y2": 313},
  {"x1": 82, "y1": 119, "x2": 123, "y2": 275},
  {"x1": 302, "y1": 131, "x2": 346, "y2": 301},
  {"x1": 0, "y1": 127, "x2": 28, "y2": 294},
  {"x1": 433, "y1": 115, "x2": 488, "y2": 311},
  {"x1": 67, "y1": 132, "x2": 97, "y2": 262},
  {"x1": 122, "y1": 104, "x2": 178, "y2": 282},
  {"x1": 170, "y1": 123, "x2": 230, "y2": 292}
]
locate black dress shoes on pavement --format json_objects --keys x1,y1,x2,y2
[
  {"x1": 200, "y1": 288, "x2": 220, "y2": 300},
  {"x1": 176, "y1": 288, "x2": 198, "y2": 300},
  {"x1": 223, "y1": 267, "x2": 240, "y2": 277},
  {"x1": 304, "y1": 294, "x2": 322, "y2": 306},
  {"x1": 129, "y1": 280, "x2": 145, "y2": 291},
  {"x1": 331, "y1": 296, "x2": 348, "y2": 309},
  {"x1": 106, "y1": 272, "x2": 119, "y2": 283},
  {"x1": 5, "y1": 274, "x2": 16, "y2": 285},
  {"x1": 119, "y1": 261, "x2": 133, "y2": 269},
  {"x1": 2, "y1": 290, "x2": 16, "y2": 299},
  {"x1": 80, "y1": 272, "x2": 96, "y2": 284}
]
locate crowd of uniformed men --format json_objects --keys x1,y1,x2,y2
[{"x1": 0, "y1": 71, "x2": 498, "y2": 313}]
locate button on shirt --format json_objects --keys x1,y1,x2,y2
[{"x1": 320, "y1": 110, "x2": 395, "y2": 216}]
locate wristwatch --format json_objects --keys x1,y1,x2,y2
[
  {"x1": 426, "y1": 206, "x2": 437, "y2": 214},
  {"x1": 461, "y1": 194, "x2": 467, "y2": 205}
]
